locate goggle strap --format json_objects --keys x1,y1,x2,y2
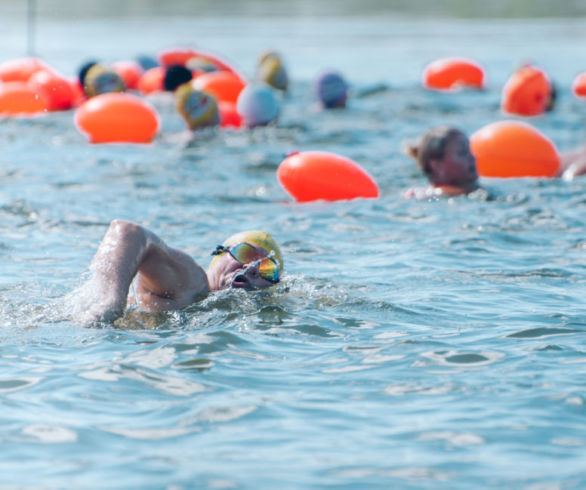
[{"x1": 211, "y1": 245, "x2": 228, "y2": 256}]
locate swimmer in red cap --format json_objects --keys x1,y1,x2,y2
[
  {"x1": 405, "y1": 126, "x2": 479, "y2": 199},
  {"x1": 78, "y1": 220, "x2": 283, "y2": 324}
]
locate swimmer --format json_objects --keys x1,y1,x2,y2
[
  {"x1": 78, "y1": 220, "x2": 283, "y2": 324},
  {"x1": 405, "y1": 126, "x2": 479, "y2": 199},
  {"x1": 314, "y1": 71, "x2": 349, "y2": 109},
  {"x1": 256, "y1": 51, "x2": 288, "y2": 92},
  {"x1": 163, "y1": 64, "x2": 193, "y2": 92},
  {"x1": 175, "y1": 83, "x2": 220, "y2": 130},
  {"x1": 83, "y1": 63, "x2": 126, "y2": 98}
]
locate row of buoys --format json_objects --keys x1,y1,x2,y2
[{"x1": 422, "y1": 57, "x2": 586, "y2": 117}]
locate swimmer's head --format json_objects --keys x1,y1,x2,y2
[
  {"x1": 83, "y1": 64, "x2": 126, "y2": 98},
  {"x1": 207, "y1": 230, "x2": 283, "y2": 291},
  {"x1": 315, "y1": 71, "x2": 349, "y2": 109},
  {"x1": 236, "y1": 83, "x2": 280, "y2": 128},
  {"x1": 164, "y1": 64, "x2": 193, "y2": 92},
  {"x1": 257, "y1": 51, "x2": 288, "y2": 92},
  {"x1": 175, "y1": 84, "x2": 220, "y2": 130},
  {"x1": 407, "y1": 126, "x2": 478, "y2": 188}
]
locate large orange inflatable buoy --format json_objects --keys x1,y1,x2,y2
[
  {"x1": 501, "y1": 65, "x2": 551, "y2": 116},
  {"x1": 0, "y1": 57, "x2": 47, "y2": 83},
  {"x1": 74, "y1": 93, "x2": 159, "y2": 143},
  {"x1": 137, "y1": 67, "x2": 165, "y2": 95},
  {"x1": 0, "y1": 82, "x2": 48, "y2": 115},
  {"x1": 422, "y1": 57, "x2": 485, "y2": 90},
  {"x1": 571, "y1": 72, "x2": 586, "y2": 98},
  {"x1": 470, "y1": 120, "x2": 560, "y2": 178},
  {"x1": 277, "y1": 151, "x2": 379, "y2": 202},
  {"x1": 192, "y1": 71, "x2": 246, "y2": 104},
  {"x1": 28, "y1": 70, "x2": 75, "y2": 111}
]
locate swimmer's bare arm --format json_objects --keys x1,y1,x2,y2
[{"x1": 82, "y1": 220, "x2": 209, "y2": 323}]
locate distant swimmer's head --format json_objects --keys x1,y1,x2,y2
[
  {"x1": 315, "y1": 71, "x2": 349, "y2": 109},
  {"x1": 207, "y1": 230, "x2": 283, "y2": 291},
  {"x1": 78, "y1": 59, "x2": 100, "y2": 88},
  {"x1": 407, "y1": 126, "x2": 478, "y2": 189},
  {"x1": 186, "y1": 56, "x2": 218, "y2": 74},
  {"x1": 83, "y1": 64, "x2": 126, "y2": 98},
  {"x1": 175, "y1": 84, "x2": 220, "y2": 131},
  {"x1": 257, "y1": 51, "x2": 288, "y2": 92},
  {"x1": 163, "y1": 64, "x2": 193, "y2": 92},
  {"x1": 236, "y1": 83, "x2": 280, "y2": 128}
]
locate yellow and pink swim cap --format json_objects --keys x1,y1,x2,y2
[{"x1": 209, "y1": 230, "x2": 283, "y2": 272}]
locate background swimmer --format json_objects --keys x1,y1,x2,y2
[
  {"x1": 77, "y1": 220, "x2": 283, "y2": 324},
  {"x1": 405, "y1": 126, "x2": 479, "y2": 199}
]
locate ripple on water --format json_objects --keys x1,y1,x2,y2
[
  {"x1": 420, "y1": 350, "x2": 504, "y2": 367},
  {"x1": 507, "y1": 327, "x2": 581, "y2": 339}
]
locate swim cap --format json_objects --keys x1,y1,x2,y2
[
  {"x1": 236, "y1": 83, "x2": 279, "y2": 128},
  {"x1": 315, "y1": 71, "x2": 349, "y2": 108},
  {"x1": 164, "y1": 64, "x2": 193, "y2": 91},
  {"x1": 257, "y1": 52, "x2": 288, "y2": 92},
  {"x1": 209, "y1": 230, "x2": 283, "y2": 272},
  {"x1": 175, "y1": 84, "x2": 220, "y2": 130},
  {"x1": 84, "y1": 64, "x2": 126, "y2": 97}
]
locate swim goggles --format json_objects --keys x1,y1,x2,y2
[{"x1": 211, "y1": 242, "x2": 280, "y2": 283}]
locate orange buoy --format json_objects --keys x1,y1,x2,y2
[
  {"x1": 28, "y1": 70, "x2": 75, "y2": 111},
  {"x1": 277, "y1": 151, "x2": 379, "y2": 202},
  {"x1": 137, "y1": 67, "x2": 165, "y2": 95},
  {"x1": 159, "y1": 48, "x2": 198, "y2": 67},
  {"x1": 159, "y1": 47, "x2": 239, "y2": 75},
  {"x1": 501, "y1": 65, "x2": 551, "y2": 116},
  {"x1": 571, "y1": 72, "x2": 586, "y2": 98},
  {"x1": 0, "y1": 57, "x2": 47, "y2": 83},
  {"x1": 0, "y1": 82, "x2": 48, "y2": 115},
  {"x1": 192, "y1": 71, "x2": 246, "y2": 104},
  {"x1": 470, "y1": 120, "x2": 560, "y2": 178},
  {"x1": 112, "y1": 61, "x2": 144, "y2": 91},
  {"x1": 218, "y1": 101, "x2": 243, "y2": 128},
  {"x1": 74, "y1": 93, "x2": 159, "y2": 143},
  {"x1": 422, "y1": 57, "x2": 485, "y2": 90}
]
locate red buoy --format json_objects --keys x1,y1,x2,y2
[
  {"x1": 501, "y1": 65, "x2": 551, "y2": 116},
  {"x1": 277, "y1": 151, "x2": 379, "y2": 202},
  {"x1": 422, "y1": 58, "x2": 485, "y2": 91},
  {"x1": 192, "y1": 71, "x2": 246, "y2": 104},
  {"x1": 74, "y1": 93, "x2": 159, "y2": 143},
  {"x1": 470, "y1": 120, "x2": 560, "y2": 178},
  {"x1": 0, "y1": 82, "x2": 48, "y2": 115}
]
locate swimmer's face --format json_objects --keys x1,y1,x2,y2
[
  {"x1": 430, "y1": 132, "x2": 478, "y2": 186},
  {"x1": 207, "y1": 251, "x2": 276, "y2": 291}
]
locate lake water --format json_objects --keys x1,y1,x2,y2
[{"x1": 1, "y1": 4, "x2": 586, "y2": 489}]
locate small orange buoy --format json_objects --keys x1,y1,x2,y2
[
  {"x1": 0, "y1": 57, "x2": 47, "y2": 83},
  {"x1": 74, "y1": 93, "x2": 159, "y2": 143},
  {"x1": 571, "y1": 72, "x2": 586, "y2": 98},
  {"x1": 192, "y1": 71, "x2": 246, "y2": 104},
  {"x1": 112, "y1": 61, "x2": 144, "y2": 91},
  {"x1": 0, "y1": 82, "x2": 48, "y2": 115},
  {"x1": 218, "y1": 101, "x2": 243, "y2": 128},
  {"x1": 470, "y1": 120, "x2": 560, "y2": 178},
  {"x1": 277, "y1": 151, "x2": 379, "y2": 202},
  {"x1": 137, "y1": 67, "x2": 165, "y2": 95},
  {"x1": 422, "y1": 57, "x2": 485, "y2": 90},
  {"x1": 159, "y1": 47, "x2": 239, "y2": 75},
  {"x1": 28, "y1": 70, "x2": 75, "y2": 111},
  {"x1": 501, "y1": 64, "x2": 551, "y2": 116}
]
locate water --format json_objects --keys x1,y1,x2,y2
[{"x1": 1, "y1": 5, "x2": 586, "y2": 489}]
